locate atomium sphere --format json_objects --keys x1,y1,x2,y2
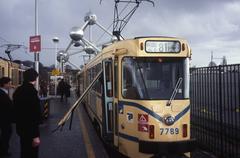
[
  {"x1": 70, "y1": 27, "x2": 84, "y2": 41},
  {"x1": 84, "y1": 12, "x2": 97, "y2": 25},
  {"x1": 84, "y1": 46, "x2": 95, "y2": 54},
  {"x1": 61, "y1": 53, "x2": 69, "y2": 63},
  {"x1": 57, "y1": 51, "x2": 64, "y2": 62},
  {"x1": 73, "y1": 41, "x2": 84, "y2": 47}
]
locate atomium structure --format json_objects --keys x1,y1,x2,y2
[
  {"x1": 57, "y1": 50, "x2": 69, "y2": 63},
  {"x1": 58, "y1": 12, "x2": 117, "y2": 71},
  {"x1": 60, "y1": 0, "x2": 155, "y2": 71}
]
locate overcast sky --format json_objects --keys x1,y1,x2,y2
[{"x1": 0, "y1": 0, "x2": 240, "y2": 68}]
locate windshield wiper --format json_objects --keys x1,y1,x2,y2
[{"x1": 166, "y1": 77, "x2": 183, "y2": 106}]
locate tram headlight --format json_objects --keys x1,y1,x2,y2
[{"x1": 164, "y1": 115, "x2": 175, "y2": 126}]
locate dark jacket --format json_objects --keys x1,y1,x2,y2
[
  {"x1": 57, "y1": 80, "x2": 65, "y2": 95},
  {"x1": 13, "y1": 82, "x2": 41, "y2": 138},
  {"x1": 0, "y1": 89, "x2": 13, "y2": 125},
  {"x1": 65, "y1": 83, "x2": 71, "y2": 98}
]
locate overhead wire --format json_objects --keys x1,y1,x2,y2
[
  {"x1": 0, "y1": 36, "x2": 11, "y2": 43},
  {"x1": 0, "y1": 36, "x2": 32, "y2": 59},
  {"x1": 95, "y1": 0, "x2": 131, "y2": 43}
]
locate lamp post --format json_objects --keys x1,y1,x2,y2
[
  {"x1": 52, "y1": 37, "x2": 59, "y2": 69},
  {"x1": 52, "y1": 37, "x2": 59, "y2": 97}
]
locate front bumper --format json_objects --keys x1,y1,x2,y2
[{"x1": 139, "y1": 139, "x2": 196, "y2": 154}]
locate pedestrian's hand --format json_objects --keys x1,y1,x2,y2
[{"x1": 32, "y1": 137, "x2": 41, "y2": 147}]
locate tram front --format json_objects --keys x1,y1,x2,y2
[{"x1": 116, "y1": 38, "x2": 196, "y2": 158}]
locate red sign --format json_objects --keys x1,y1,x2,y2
[
  {"x1": 29, "y1": 35, "x2": 41, "y2": 52},
  {"x1": 138, "y1": 124, "x2": 149, "y2": 132},
  {"x1": 138, "y1": 114, "x2": 148, "y2": 124}
]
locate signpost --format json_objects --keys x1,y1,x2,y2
[
  {"x1": 29, "y1": 35, "x2": 41, "y2": 91},
  {"x1": 51, "y1": 69, "x2": 61, "y2": 76},
  {"x1": 29, "y1": 35, "x2": 41, "y2": 52}
]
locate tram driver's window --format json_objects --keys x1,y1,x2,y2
[{"x1": 122, "y1": 65, "x2": 139, "y2": 99}]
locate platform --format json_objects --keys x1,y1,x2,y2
[
  {"x1": 8, "y1": 96, "x2": 109, "y2": 158},
  {"x1": 6, "y1": 95, "x2": 217, "y2": 158}
]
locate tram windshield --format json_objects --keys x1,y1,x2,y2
[{"x1": 122, "y1": 57, "x2": 186, "y2": 100}]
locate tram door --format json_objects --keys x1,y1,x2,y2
[
  {"x1": 113, "y1": 57, "x2": 119, "y2": 147},
  {"x1": 103, "y1": 59, "x2": 114, "y2": 140}
]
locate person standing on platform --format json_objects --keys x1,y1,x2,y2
[
  {"x1": 13, "y1": 68, "x2": 41, "y2": 158},
  {"x1": 57, "y1": 79, "x2": 65, "y2": 102},
  {"x1": 0, "y1": 77, "x2": 13, "y2": 157},
  {"x1": 64, "y1": 81, "x2": 71, "y2": 102},
  {"x1": 39, "y1": 80, "x2": 48, "y2": 97}
]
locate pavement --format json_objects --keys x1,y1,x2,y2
[{"x1": 7, "y1": 95, "x2": 108, "y2": 158}]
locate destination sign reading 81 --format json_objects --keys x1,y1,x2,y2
[{"x1": 145, "y1": 41, "x2": 180, "y2": 53}]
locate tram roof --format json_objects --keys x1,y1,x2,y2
[
  {"x1": 134, "y1": 36, "x2": 183, "y2": 40},
  {"x1": 83, "y1": 36, "x2": 190, "y2": 69}
]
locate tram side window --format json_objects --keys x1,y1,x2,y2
[
  {"x1": 105, "y1": 62, "x2": 113, "y2": 97},
  {"x1": 19, "y1": 71, "x2": 23, "y2": 84},
  {"x1": 93, "y1": 67, "x2": 96, "y2": 79},
  {"x1": 12, "y1": 69, "x2": 18, "y2": 86},
  {"x1": 87, "y1": 64, "x2": 103, "y2": 94},
  {"x1": 79, "y1": 73, "x2": 85, "y2": 94},
  {"x1": 92, "y1": 69, "x2": 97, "y2": 92},
  {"x1": 90, "y1": 68, "x2": 93, "y2": 82},
  {"x1": 1, "y1": 67, "x2": 4, "y2": 77},
  {"x1": 92, "y1": 77, "x2": 102, "y2": 94},
  {"x1": 0, "y1": 66, "x2": 2, "y2": 78},
  {"x1": 96, "y1": 63, "x2": 102, "y2": 94},
  {"x1": 87, "y1": 70, "x2": 90, "y2": 87}
]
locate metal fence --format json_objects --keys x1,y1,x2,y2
[{"x1": 190, "y1": 64, "x2": 240, "y2": 158}]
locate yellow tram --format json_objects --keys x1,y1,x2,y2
[
  {"x1": 0, "y1": 58, "x2": 25, "y2": 87},
  {"x1": 77, "y1": 36, "x2": 195, "y2": 157}
]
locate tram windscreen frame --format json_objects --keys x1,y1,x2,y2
[{"x1": 122, "y1": 57, "x2": 186, "y2": 100}]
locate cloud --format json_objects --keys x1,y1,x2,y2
[
  {"x1": 123, "y1": 0, "x2": 240, "y2": 66},
  {"x1": 0, "y1": 0, "x2": 240, "y2": 67}
]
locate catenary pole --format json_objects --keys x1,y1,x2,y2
[{"x1": 35, "y1": 0, "x2": 39, "y2": 90}]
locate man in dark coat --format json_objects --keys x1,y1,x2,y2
[
  {"x1": 13, "y1": 68, "x2": 41, "y2": 158},
  {"x1": 64, "y1": 82, "x2": 71, "y2": 102},
  {"x1": 0, "y1": 77, "x2": 13, "y2": 157},
  {"x1": 57, "y1": 79, "x2": 65, "y2": 102}
]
